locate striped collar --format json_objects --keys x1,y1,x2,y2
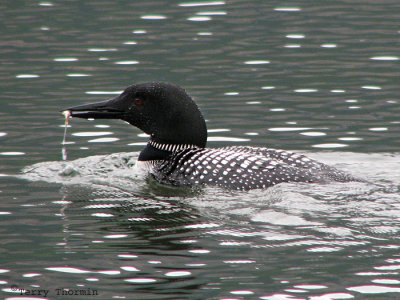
[{"x1": 149, "y1": 139, "x2": 199, "y2": 152}]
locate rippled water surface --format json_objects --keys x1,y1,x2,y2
[{"x1": 1, "y1": 0, "x2": 400, "y2": 299}]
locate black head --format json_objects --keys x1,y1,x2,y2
[{"x1": 65, "y1": 82, "x2": 207, "y2": 148}]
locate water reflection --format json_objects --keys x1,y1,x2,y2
[
  {"x1": 2, "y1": 0, "x2": 400, "y2": 298},
  {"x1": 16, "y1": 74, "x2": 40, "y2": 78},
  {"x1": 114, "y1": 60, "x2": 139, "y2": 65},
  {"x1": 178, "y1": 1, "x2": 226, "y2": 7},
  {"x1": 187, "y1": 16, "x2": 212, "y2": 21},
  {"x1": 4, "y1": 163, "x2": 400, "y2": 298},
  {"x1": 370, "y1": 56, "x2": 399, "y2": 61},
  {"x1": 140, "y1": 15, "x2": 168, "y2": 20},
  {"x1": 53, "y1": 57, "x2": 78, "y2": 62},
  {"x1": 66, "y1": 73, "x2": 91, "y2": 77},
  {"x1": 273, "y1": 7, "x2": 302, "y2": 12}
]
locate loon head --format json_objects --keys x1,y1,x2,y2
[{"x1": 66, "y1": 82, "x2": 207, "y2": 149}]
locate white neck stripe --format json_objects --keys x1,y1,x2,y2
[{"x1": 149, "y1": 140, "x2": 199, "y2": 152}]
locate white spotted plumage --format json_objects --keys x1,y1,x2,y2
[{"x1": 147, "y1": 145, "x2": 357, "y2": 190}]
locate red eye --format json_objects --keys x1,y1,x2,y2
[{"x1": 135, "y1": 98, "x2": 143, "y2": 106}]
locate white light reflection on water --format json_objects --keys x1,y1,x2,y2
[
  {"x1": 121, "y1": 266, "x2": 139, "y2": 272},
  {"x1": 45, "y1": 267, "x2": 91, "y2": 274},
  {"x1": 196, "y1": 11, "x2": 226, "y2": 15},
  {"x1": 309, "y1": 292, "x2": 354, "y2": 299},
  {"x1": 66, "y1": 73, "x2": 91, "y2": 77},
  {"x1": 286, "y1": 34, "x2": 305, "y2": 39},
  {"x1": 188, "y1": 249, "x2": 210, "y2": 254},
  {"x1": 86, "y1": 277, "x2": 99, "y2": 281},
  {"x1": 244, "y1": 60, "x2": 270, "y2": 65},
  {"x1": 260, "y1": 294, "x2": 303, "y2": 300},
  {"x1": 72, "y1": 132, "x2": 113, "y2": 137},
  {"x1": 23, "y1": 273, "x2": 41, "y2": 278},
  {"x1": 0, "y1": 152, "x2": 25, "y2": 156},
  {"x1": 312, "y1": 143, "x2": 348, "y2": 148},
  {"x1": 39, "y1": 1, "x2": 53, "y2": 6},
  {"x1": 369, "y1": 127, "x2": 388, "y2": 132},
  {"x1": 197, "y1": 31, "x2": 213, "y2": 36},
  {"x1": 269, "y1": 127, "x2": 312, "y2": 132},
  {"x1": 372, "y1": 279, "x2": 400, "y2": 284},
  {"x1": 370, "y1": 56, "x2": 399, "y2": 61},
  {"x1": 223, "y1": 259, "x2": 255, "y2": 264},
  {"x1": 16, "y1": 74, "x2": 40, "y2": 78},
  {"x1": 124, "y1": 278, "x2": 157, "y2": 284},
  {"x1": 118, "y1": 254, "x2": 138, "y2": 259},
  {"x1": 128, "y1": 142, "x2": 147, "y2": 146},
  {"x1": 179, "y1": 1, "x2": 225, "y2": 7},
  {"x1": 87, "y1": 48, "x2": 118, "y2": 52},
  {"x1": 207, "y1": 136, "x2": 250, "y2": 142},
  {"x1": 187, "y1": 16, "x2": 212, "y2": 21},
  {"x1": 140, "y1": 15, "x2": 167, "y2": 20},
  {"x1": 307, "y1": 246, "x2": 343, "y2": 253},
  {"x1": 230, "y1": 290, "x2": 254, "y2": 295},
  {"x1": 320, "y1": 43, "x2": 337, "y2": 48},
  {"x1": 274, "y1": 7, "x2": 301, "y2": 12},
  {"x1": 347, "y1": 285, "x2": 400, "y2": 294},
  {"x1": 85, "y1": 91, "x2": 122, "y2": 95},
  {"x1": 165, "y1": 271, "x2": 191, "y2": 277},
  {"x1": 294, "y1": 88, "x2": 318, "y2": 93},
  {"x1": 207, "y1": 128, "x2": 230, "y2": 133},
  {"x1": 132, "y1": 29, "x2": 147, "y2": 34},
  {"x1": 361, "y1": 85, "x2": 381, "y2": 90},
  {"x1": 53, "y1": 57, "x2": 78, "y2": 62},
  {"x1": 104, "y1": 234, "x2": 128, "y2": 239},
  {"x1": 85, "y1": 136, "x2": 120, "y2": 142},
  {"x1": 123, "y1": 41, "x2": 137, "y2": 45},
  {"x1": 114, "y1": 60, "x2": 139, "y2": 65},
  {"x1": 97, "y1": 270, "x2": 120, "y2": 275},
  {"x1": 91, "y1": 212, "x2": 114, "y2": 218},
  {"x1": 338, "y1": 137, "x2": 363, "y2": 141},
  {"x1": 356, "y1": 272, "x2": 399, "y2": 276},
  {"x1": 300, "y1": 132, "x2": 326, "y2": 137},
  {"x1": 294, "y1": 285, "x2": 327, "y2": 290},
  {"x1": 184, "y1": 223, "x2": 219, "y2": 229},
  {"x1": 284, "y1": 44, "x2": 301, "y2": 48}
]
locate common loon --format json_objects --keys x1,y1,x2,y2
[{"x1": 66, "y1": 82, "x2": 358, "y2": 190}]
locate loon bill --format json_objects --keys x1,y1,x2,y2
[{"x1": 64, "y1": 82, "x2": 359, "y2": 190}]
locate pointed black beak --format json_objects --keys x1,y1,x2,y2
[{"x1": 63, "y1": 97, "x2": 124, "y2": 119}]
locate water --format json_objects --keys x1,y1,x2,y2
[{"x1": 1, "y1": 0, "x2": 400, "y2": 299}]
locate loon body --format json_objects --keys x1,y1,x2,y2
[{"x1": 66, "y1": 82, "x2": 357, "y2": 190}]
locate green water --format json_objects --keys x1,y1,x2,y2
[{"x1": 1, "y1": 0, "x2": 400, "y2": 299}]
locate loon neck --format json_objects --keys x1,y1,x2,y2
[
  {"x1": 149, "y1": 139, "x2": 200, "y2": 153},
  {"x1": 138, "y1": 139, "x2": 200, "y2": 161}
]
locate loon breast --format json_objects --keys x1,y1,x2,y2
[{"x1": 150, "y1": 146, "x2": 356, "y2": 190}]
